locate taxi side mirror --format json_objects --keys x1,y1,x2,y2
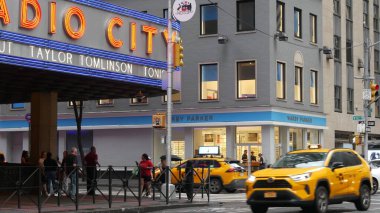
[{"x1": 331, "y1": 162, "x2": 344, "y2": 171}]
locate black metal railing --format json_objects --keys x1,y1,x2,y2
[{"x1": 0, "y1": 164, "x2": 210, "y2": 213}]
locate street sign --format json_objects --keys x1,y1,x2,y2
[
  {"x1": 353, "y1": 115, "x2": 364, "y2": 121},
  {"x1": 357, "y1": 122, "x2": 366, "y2": 133},
  {"x1": 363, "y1": 89, "x2": 371, "y2": 100},
  {"x1": 368, "y1": 121, "x2": 376, "y2": 126}
]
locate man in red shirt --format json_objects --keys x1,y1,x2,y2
[
  {"x1": 84, "y1": 146, "x2": 100, "y2": 195},
  {"x1": 139, "y1": 153, "x2": 153, "y2": 197}
]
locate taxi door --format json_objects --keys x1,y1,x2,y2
[
  {"x1": 327, "y1": 151, "x2": 350, "y2": 198},
  {"x1": 342, "y1": 151, "x2": 363, "y2": 195}
]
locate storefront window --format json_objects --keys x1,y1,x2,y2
[
  {"x1": 171, "y1": 141, "x2": 185, "y2": 160},
  {"x1": 306, "y1": 129, "x2": 319, "y2": 147},
  {"x1": 275, "y1": 126, "x2": 281, "y2": 159},
  {"x1": 194, "y1": 128, "x2": 226, "y2": 157},
  {"x1": 236, "y1": 126, "x2": 262, "y2": 163},
  {"x1": 289, "y1": 128, "x2": 303, "y2": 151}
]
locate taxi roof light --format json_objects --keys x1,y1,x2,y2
[{"x1": 308, "y1": 144, "x2": 322, "y2": 149}]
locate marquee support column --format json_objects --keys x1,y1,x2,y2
[{"x1": 30, "y1": 92, "x2": 58, "y2": 164}]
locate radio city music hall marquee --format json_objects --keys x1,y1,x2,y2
[{"x1": 0, "y1": 0, "x2": 180, "y2": 82}]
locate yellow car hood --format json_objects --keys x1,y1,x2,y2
[{"x1": 253, "y1": 167, "x2": 323, "y2": 177}]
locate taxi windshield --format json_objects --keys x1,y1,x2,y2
[{"x1": 272, "y1": 152, "x2": 327, "y2": 168}]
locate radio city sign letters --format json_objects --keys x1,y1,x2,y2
[{"x1": 0, "y1": 0, "x2": 179, "y2": 80}]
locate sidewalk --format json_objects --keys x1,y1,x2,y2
[{"x1": 0, "y1": 192, "x2": 211, "y2": 213}]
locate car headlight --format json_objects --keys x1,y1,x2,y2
[
  {"x1": 247, "y1": 175, "x2": 256, "y2": 182},
  {"x1": 290, "y1": 173, "x2": 312, "y2": 182}
]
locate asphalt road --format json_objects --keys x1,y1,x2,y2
[{"x1": 151, "y1": 192, "x2": 380, "y2": 213}]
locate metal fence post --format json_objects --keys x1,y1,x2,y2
[
  {"x1": 166, "y1": 166, "x2": 169, "y2": 204},
  {"x1": 124, "y1": 166, "x2": 127, "y2": 202},
  {"x1": 108, "y1": 166, "x2": 112, "y2": 208},
  {"x1": 138, "y1": 166, "x2": 141, "y2": 206},
  {"x1": 75, "y1": 167, "x2": 78, "y2": 211},
  {"x1": 17, "y1": 166, "x2": 21, "y2": 209},
  {"x1": 38, "y1": 167, "x2": 41, "y2": 213}
]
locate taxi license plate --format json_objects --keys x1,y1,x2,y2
[{"x1": 264, "y1": 192, "x2": 277, "y2": 198}]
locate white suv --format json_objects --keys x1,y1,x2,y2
[{"x1": 370, "y1": 160, "x2": 380, "y2": 194}]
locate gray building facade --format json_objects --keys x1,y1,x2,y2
[{"x1": 0, "y1": 0, "x2": 325, "y2": 166}]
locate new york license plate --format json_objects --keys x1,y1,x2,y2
[{"x1": 264, "y1": 192, "x2": 277, "y2": 198}]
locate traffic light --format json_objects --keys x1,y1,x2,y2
[
  {"x1": 370, "y1": 82, "x2": 379, "y2": 102},
  {"x1": 174, "y1": 39, "x2": 184, "y2": 67},
  {"x1": 152, "y1": 113, "x2": 166, "y2": 128},
  {"x1": 354, "y1": 135, "x2": 362, "y2": 145}
]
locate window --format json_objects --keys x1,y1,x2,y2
[
  {"x1": 163, "y1": 92, "x2": 181, "y2": 103},
  {"x1": 200, "y1": 64, "x2": 218, "y2": 100},
  {"x1": 276, "y1": 62, "x2": 286, "y2": 99},
  {"x1": 334, "y1": 85, "x2": 342, "y2": 111},
  {"x1": 237, "y1": 0, "x2": 255, "y2": 32},
  {"x1": 294, "y1": 8, "x2": 302, "y2": 38},
  {"x1": 364, "y1": 0, "x2": 369, "y2": 28},
  {"x1": 310, "y1": 71, "x2": 318, "y2": 104},
  {"x1": 163, "y1": 8, "x2": 168, "y2": 19},
  {"x1": 333, "y1": 0, "x2": 340, "y2": 16},
  {"x1": 294, "y1": 66, "x2": 303, "y2": 102},
  {"x1": 310, "y1": 14, "x2": 317, "y2": 43},
  {"x1": 334, "y1": 35, "x2": 341, "y2": 60},
  {"x1": 347, "y1": 88, "x2": 354, "y2": 113},
  {"x1": 130, "y1": 97, "x2": 148, "y2": 104},
  {"x1": 200, "y1": 4, "x2": 218, "y2": 35},
  {"x1": 277, "y1": 1, "x2": 285, "y2": 32},
  {"x1": 375, "y1": 1, "x2": 379, "y2": 31},
  {"x1": 328, "y1": 152, "x2": 345, "y2": 167},
  {"x1": 10, "y1": 103, "x2": 25, "y2": 110},
  {"x1": 346, "y1": 40, "x2": 353, "y2": 63},
  {"x1": 141, "y1": 11, "x2": 147, "y2": 14},
  {"x1": 237, "y1": 61, "x2": 256, "y2": 99},
  {"x1": 97, "y1": 99, "x2": 113, "y2": 106},
  {"x1": 343, "y1": 152, "x2": 361, "y2": 166},
  {"x1": 346, "y1": 0, "x2": 352, "y2": 20},
  {"x1": 68, "y1": 101, "x2": 82, "y2": 107}
]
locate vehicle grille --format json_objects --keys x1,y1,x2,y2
[{"x1": 253, "y1": 180, "x2": 292, "y2": 189}]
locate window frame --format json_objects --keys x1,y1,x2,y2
[
  {"x1": 236, "y1": 0, "x2": 255, "y2": 32},
  {"x1": 334, "y1": 85, "x2": 342, "y2": 112},
  {"x1": 200, "y1": 3, "x2": 218, "y2": 36},
  {"x1": 309, "y1": 14, "x2": 317, "y2": 43},
  {"x1": 276, "y1": 61, "x2": 286, "y2": 100},
  {"x1": 277, "y1": 1, "x2": 285, "y2": 32},
  {"x1": 347, "y1": 88, "x2": 354, "y2": 114},
  {"x1": 294, "y1": 66, "x2": 303, "y2": 102},
  {"x1": 163, "y1": 92, "x2": 182, "y2": 103},
  {"x1": 310, "y1": 70, "x2": 318, "y2": 105},
  {"x1": 199, "y1": 63, "x2": 219, "y2": 101},
  {"x1": 236, "y1": 60, "x2": 257, "y2": 99},
  {"x1": 130, "y1": 97, "x2": 149, "y2": 105},
  {"x1": 294, "y1": 8, "x2": 302, "y2": 39}
]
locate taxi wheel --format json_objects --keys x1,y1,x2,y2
[
  {"x1": 355, "y1": 184, "x2": 371, "y2": 211},
  {"x1": 209, "y1": 178, "x2": 223, "y2": 194},
  {"x1": 250, "y1": 205, "x2": 268, "y2": 213},
  {"x1": 313, "y1": 186, "x2": 328, "y2": 213},
  {"x1": 372, "y1": 179, "x2": 378, "y2": 195}
]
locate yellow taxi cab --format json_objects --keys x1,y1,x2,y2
[
  {"x1": 246, "y1": 145, "x2": 372, "y2": 213},
  {"x1": 157, "y1": 157, "x2": 248, "y2": 194}
]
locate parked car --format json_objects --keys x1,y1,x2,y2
[
  {"x1": 155, "y1": 157, "x2": 248, "y2": 194},
  {"x1": 370, "y1": 159, "x2": 380, "y2": 194},
  {"x1": 246, "y1": 147, "x2": 372, "y2": 213}
]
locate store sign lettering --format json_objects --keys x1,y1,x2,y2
[
  {"x1": 287, "y1": 115, "x2": 312, "y2": 123},
  {"x1": 172, "y1": 115, "x2": 214, "y2": 123}
]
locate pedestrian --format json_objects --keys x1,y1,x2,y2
[
  {"x1": 66, "y1": 147, "x2": 78, "y2": 199},
  {"x1": 39, "y1": 151, "x2": 48, "y2": 196},
  {"x1": 250, "y1": 151, "x2": 257, "y2": 161},
  {"x1": 158, "y1": 155, "x2": 167, "y2": 184},
  {"x1": 59, "y1": 150, "x2": 68, "y2": 193},
  {"x1": 258, "y1": 153, "x2": 266, "y2": 170},
  {"x1": 21, "y1": 150, "x2": 30, "y2": 165},
  {"x1": 185, "y1": 161, "x2": 194, "y2": 201},
  {"x1": 84, "y1": 146, "x2": 100, "y2": 195},
  {"x1": 44, "y1": 152, "x2": 58, "y2": 196},
  {"x1": 139, "y1": 153, "x2": 153, "y2": 197},
  {"x1": 0, "y1": 152, "x2": 5, "y2": 164},
  {"x1": 242, "y1": 150, "x2": 248, "y2": 164}
]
